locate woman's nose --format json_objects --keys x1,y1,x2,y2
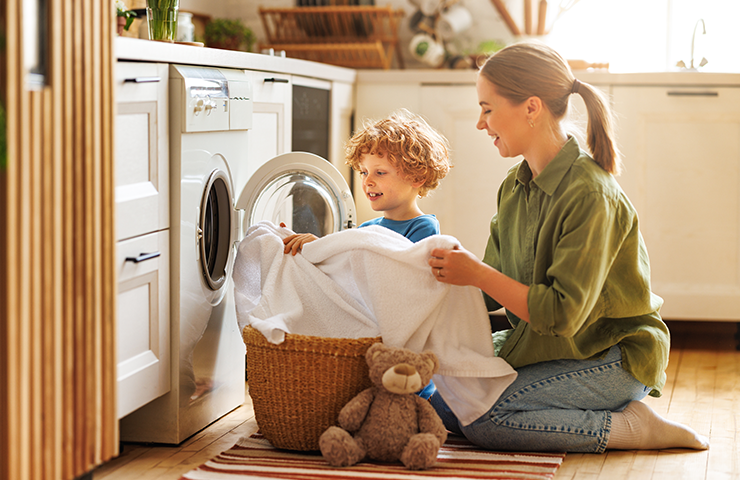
[{"x1": 476, "y1": 116, "x2": 486, "y2": 130}]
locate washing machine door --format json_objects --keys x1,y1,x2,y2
[{"x1": 236, "y1": 152, "x2": 355, "y2": 237}]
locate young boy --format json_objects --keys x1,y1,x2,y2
[
  {"x1": 282, "y1": 108, "x2": 451, "y2": 254},
  {"x1": 282, "y1": 109, "x2": 450, "y2": 401}
]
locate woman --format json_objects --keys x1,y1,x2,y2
[{"x1": 427, "y1": 42, "x2": 708, "y2": 453}]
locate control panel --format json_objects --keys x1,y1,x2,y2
[{"x1": 170, "y1": 65, "x2": 253, "y2": 133}]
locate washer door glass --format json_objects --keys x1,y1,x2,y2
[
  {"x1": 250, "y1": 171, "x2": 338, "y2": 237},
  {"x1": 199, "y1": 169, "x2": 233, "y2": 291}
]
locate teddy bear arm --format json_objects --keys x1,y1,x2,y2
[
  {"x1": 337, "y1": 387, "x2": 375, "y2": 432},
  {"x1": 415, "y1": 397, "x2": 448, "y2": 445}
]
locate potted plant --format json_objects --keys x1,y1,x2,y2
[
  {"x1": 115, "y1": 0, "x2": 137, "y2": 35},
  {"x1": 204, "y1": 18, "x2": 255, "y2": 52}
]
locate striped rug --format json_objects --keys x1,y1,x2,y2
[{"x1": 180, "y1": 433, "x2": 565, "y2": 480}]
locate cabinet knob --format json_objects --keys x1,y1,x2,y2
[{"x1": 125, "y1": 252, "x2": 161, "y2": 263}]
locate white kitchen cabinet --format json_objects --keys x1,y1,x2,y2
[
  {"x1": 240, "y1": 70, "x2": 292, "y2": 194},
  {"x1": 115, "y1": 62, "x2": 169, "y2": 241},
  {"x1": 116, "y1": 231, "x2": 170, "y2": 418},
  {"x1": 114, "y1": 61, "x2": 171, "y2": 418},
  {"x1": 613, "y1": 85, "x2": 740, "y2": 321}
]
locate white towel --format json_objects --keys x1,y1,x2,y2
[{"x1": 232, "y1": 221, "x2": 517, "y2": 425}]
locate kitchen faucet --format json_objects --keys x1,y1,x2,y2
[{"x1": 676, "y1": 18, "x2": 708, "y2": 70}]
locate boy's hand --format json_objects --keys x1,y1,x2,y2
[{"x1": 283, "y1": 233, "x2": 318, "y2": 255}]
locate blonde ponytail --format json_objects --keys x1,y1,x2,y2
[
  {"x1": 479, "y1": 41, "x2": 621, "y2": 174},
  {"x1": 575, "y1": 82, "x2": 621, "y2": 175}
]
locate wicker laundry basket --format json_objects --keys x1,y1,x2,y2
[{"x1": 243, "y1": 325, "x2": 382, "y2": 451}]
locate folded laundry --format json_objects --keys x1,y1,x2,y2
[{"x1": 232, "y1": 221, "x2": 517, "y2": 425}]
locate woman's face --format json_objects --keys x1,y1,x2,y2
[{"x1": 476, "y1": 74, "x2": 530, "y2": 159}]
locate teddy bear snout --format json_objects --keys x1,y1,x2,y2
[{"x1": 382, "y1": 363, "x2": 423, "y2": 394}]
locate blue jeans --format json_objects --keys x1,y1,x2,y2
[{"x1": 430, "y1": 345, "x2": 651, "y2": 453}]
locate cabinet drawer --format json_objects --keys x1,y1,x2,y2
[
  {"x1": 115, "y1": 61, "x2": 169, "y2": 241},
  {"x1": 116, "y1": 230, "x2": 170, "y2": 418}
]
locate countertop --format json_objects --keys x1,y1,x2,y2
[
  {"x1": 116, "y1": 37, "x2": 739, "y2": 87},
  {"x1": 115, "y1": 37, "x2": 356, "y2": 84},
  {"x1": 355, "y1": 69, "x2": 740, "y2": 86}
]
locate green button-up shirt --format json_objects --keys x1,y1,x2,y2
[{"x1": 484, "y1": 137, "x2": 669, "y2": 397}]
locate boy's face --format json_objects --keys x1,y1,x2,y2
[{"x1": 359, "y1": 152, "x2": 423, "y2": 221}]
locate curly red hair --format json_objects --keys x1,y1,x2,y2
[{"x1": 345, "y1": 109, "x2": 451, "y2": 198}]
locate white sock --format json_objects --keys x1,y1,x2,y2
[{"x1": 607, "y1": 401, "x2": 709, "y2": 450}]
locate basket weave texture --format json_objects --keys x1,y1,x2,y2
[{"x1": 244, "y1": 325, "x2": 382, "y2": 451}]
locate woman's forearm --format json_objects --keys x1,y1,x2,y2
[{"x1": 474, "y1": 263, "x2": 531, "y2": 323}]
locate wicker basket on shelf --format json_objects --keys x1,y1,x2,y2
[
  {"x1": 258, "y1": 6, "x2": 405, "y2": 69},
  {"x1": 243, "y1": 325, "x2": 382, "y2": 451}
]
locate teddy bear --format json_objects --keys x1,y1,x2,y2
[{"x1": 318, "y1": 343, "x2": 448, "y2": 470}]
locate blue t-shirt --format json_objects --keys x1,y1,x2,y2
[{"x1": 358, "y1": 214, "x2": 439, "y2": 243}]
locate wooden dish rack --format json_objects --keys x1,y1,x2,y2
[{"x1": 259, "y1": 6, "x2": 405, "y2": 70}]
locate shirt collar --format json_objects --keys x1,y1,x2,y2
[{"x1": 515, "y1": 136, "x2": 581, "y2": 196}]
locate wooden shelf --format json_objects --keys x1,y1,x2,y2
[{"x1": 259, "y1": 6, "x2": 405, "y2": 69}]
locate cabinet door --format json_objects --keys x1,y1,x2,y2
[
  {"x1": 116, "y1": 230, "x2": 170, "y2": 419},
  {"x1": 115, "y1": 62, "x2": 169, "y2": 241},
  {"x1": 613, "y1": 86, "x2": 740, "y2": 321},
  {"x1": 240, "y1": 71, "x2": 292, "y2": 193}
]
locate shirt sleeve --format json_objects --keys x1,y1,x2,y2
[{"x1": 527, "y1": 192, "x2": 631, "y2": 338}]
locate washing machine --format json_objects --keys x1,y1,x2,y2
[{"x1": 120, "y1": 64, "x2": 253, "y2": 444}]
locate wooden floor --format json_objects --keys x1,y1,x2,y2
[{"x1": 93, "y1": 321, "x2": 739, "y2": 480}]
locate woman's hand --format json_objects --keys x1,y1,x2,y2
[
  {"x1": 428, "y1": 246, "x2": 486, "y2": 287},
  {"x1": 430, "y1": 245, "x2": 531, "y2": 322},
  {"x1": 283, "y1": 233, "x2": 318, "y2": 255}
]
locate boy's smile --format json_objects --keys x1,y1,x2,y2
[{"x1": 359, "y1": 152, "x2": 423, "y2": 221}]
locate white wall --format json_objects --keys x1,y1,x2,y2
[{"x1": 177, "y1": 0, "x2": 739, "y2": 73}]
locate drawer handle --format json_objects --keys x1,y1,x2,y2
[
  {"x1": 264, "y1": 78, "x2": 289, "y2": 83},
  {"x1": 123, "y1": 76, "x2": 161, "y2": 84},
  {"x1": 125, "y1": 252, "x2": 161, "y2": 263},
  {"x1": 666, "y1": 91, "x2": 718, "y2": 97}
]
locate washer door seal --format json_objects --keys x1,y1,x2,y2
[{"x1": 199, "y1": 169, "x2": 233, "y2": 291}]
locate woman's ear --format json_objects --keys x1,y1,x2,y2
[{"x1": 525, "y1": 96, "x2": 543, "y2": 120}]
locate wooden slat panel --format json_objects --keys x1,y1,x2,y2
[
  {"x1": 1, "y1": 0, "x2": 118, "y2": 478},
  {"x1": 61, "y1": 1, "x2": 76, "y2": 477},
  {"x1": 49, "y1": 1, "x2": 65, "y2": 479}
]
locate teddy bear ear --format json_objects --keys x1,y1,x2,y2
[
  {"x1": 366, "y1": 342, "x2": 387, "y2": 362},
  {"x1": 422, "y1": 351, "x2": 440, "y2": 374}
]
